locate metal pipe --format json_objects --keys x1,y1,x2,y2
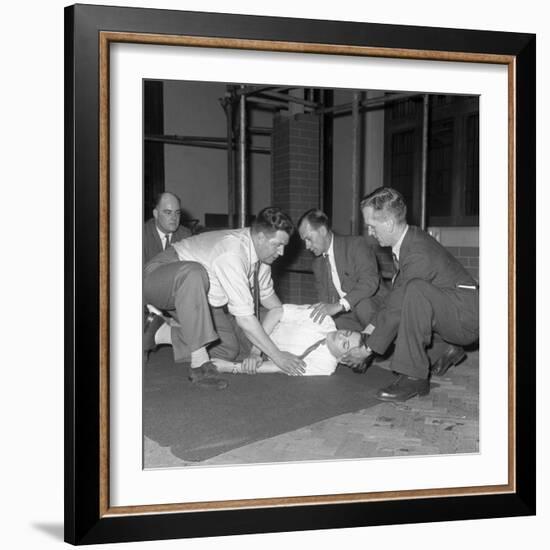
[
  {"x1": 245, "y1": 95, "x2": 315, "y2": 111},
  {"x1": 350, "y1": 91, "x2": 362, "y2": 235},
  {"x1": 144, "y1": 135, "x2": 269, "y2": 154},
  {"x1": 248, "y1": 126, "x2": 273, "y2": 135},
  {"x1": 257, "y1": 90, "x2": 319, "y2": 108},
  {"x1": 420, "y1": 94, "x2": 430, "y2": 231},
  {"x1": 238, "y1": 88, "x2": 247, "y2": 228},
  {"x1": 225, "y1": 96, "x2": 235, "y2": 228},
  {"x1": 235, "y1": 85, "x2": 279, "y2": 97},
  {"x1": 316, "y1": 92, "x2": 423, "y2": 116},
  {"x1": 318, "y1": 89, "x2": 325, "y2": 212},
  {"x1": 146, "y1": 134, "x2": 226, "y2": 143}
]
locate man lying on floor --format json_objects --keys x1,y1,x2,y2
[{"x1": 150, "y1": 303, "x2": 368, "y2": 376}]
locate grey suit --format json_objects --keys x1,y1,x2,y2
[
  {"x1": 142, "y1": 218, "x2": 191, "y2": 265},
  {"x1": 368, "y1": 226, "x2": 479, "y2": 379},
  {"x1": 311, "y1": 235, "x2": 383, "y2": 331}
]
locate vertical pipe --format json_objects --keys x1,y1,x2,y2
[
  {"x1": 225, "y1": 94, "x2": 235, "y2": 228},
  {"x1": 238, "y1": 86, "x2": 247, "y2": 228},
  {"x1": 319, "y1": 89, "x2": 325, "y2": 211},
  {"x1": 420, "y1": 94, "x2": 430, "y2": 231},
  {"x1": 351, "y1": 90, "x2": 361, "y2": 235}
]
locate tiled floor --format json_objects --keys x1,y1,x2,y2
[{"x1": 144, "y1": 351, "x2": 479, "y2": 468}]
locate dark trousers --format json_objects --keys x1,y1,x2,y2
[
  {"x1": 144, "y1": 249, "x2": 248, "y2": 363},
  {"x1": 390, "y1": 279, "x2": 478, "y2": 379}
]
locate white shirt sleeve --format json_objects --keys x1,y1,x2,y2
[
  {"x1": 257, "y1": 263, "x2": 275, "y2": 304},
  {"x1": 211, "y1": 252, "x2": 255, "y2": 316}
]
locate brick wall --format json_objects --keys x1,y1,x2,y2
[
  {"x1": 446, "y1": 246, "x2": 479, "y2": 282},
  {"x1": 271, "y1": 113, "x2": 320, "y2": 304}
]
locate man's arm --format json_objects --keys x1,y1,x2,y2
[
  {"x1": 234, "y1": 314, "x2": 305, "y2": 375},
  {"x1": 367, "y1": 251, "x2": 433, "y2": 355},
  {"x1": 244, "y1": 297, "x2": 283, "y2": 369}
]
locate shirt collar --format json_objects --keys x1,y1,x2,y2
[
  {"x1": 248, "y1": 227, "x2": 259, "y2": 265},
  {"x1": 392, "y1": 225, "x2": 409, "y2": 260},
  {"x1": 155, "y1": 225, "x2": 171, "y2": 241},
  {"x1": 324, "y1": 233, "x2": 334, "y2": 258}
]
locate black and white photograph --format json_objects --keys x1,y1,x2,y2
[
  {"x1": 141, "y1": 79, "x2": 480, "y2": 468},
  {"x1": 56, "y1": 2, "x2": 539, "y2": 546}
]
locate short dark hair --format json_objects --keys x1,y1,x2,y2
[
  {"x1": 360, "y1": 187, "x2": 407, "y2": 224},
  {"x1": 251, "y1": 207, "x2": 294, "y2": 236},
  {"x1": 297, "y1": 208, "x2": 331, "y2": 231}
]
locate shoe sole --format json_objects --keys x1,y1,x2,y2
[
  {"x1": 432, "y1": 352, "x2": 466, "y2": 377},
  {"x1": 375, "y1": 387, "x2": 430, "y2": 403}
]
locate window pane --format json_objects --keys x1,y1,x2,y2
[
  {"x1": 465, "y1": 113, "x2": 479, "y2": 217},
  {"x1": 427, "y1": 118, "x2": 454, "y2": 217}
]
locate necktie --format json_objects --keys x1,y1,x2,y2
[
  {"x1": 324, "y1": 254, "x2": 338, "y2": 304},
  {"x1": 392, "y1": 252, "x2": 399, "y2": 270},
  {"x1": 164, "y1": 233, "x2": 171, "y2": 250},
  {"x1": 391, "y1": 252, "x2": 399, "y2": 286},
  {"x1": 299, "y1": 338, "x2": 326, "y2": 360},
  {"x1": 253, "y1": 262, "x2": 260, "y2": 318}
]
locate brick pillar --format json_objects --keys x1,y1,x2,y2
[{"x1": 271, "y1": 113, "x2": 320, "y2": 304}]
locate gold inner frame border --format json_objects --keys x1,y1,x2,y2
[{"x1": 98, "y1": 31, "x2": 517, "y2": 518}]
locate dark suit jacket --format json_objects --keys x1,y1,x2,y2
[
  {"x1": 368, "y1": 225, "x2": 478, "y2": 354},
  {"x1": 311, "y1": 235, "x2": 380, "y2": 308},
  {"x1": 143, "y1": 218, "x2": 192, "y2": 265}
]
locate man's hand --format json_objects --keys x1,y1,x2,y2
[
  {"x1": 309, "y1": 302, "x2": 342, "y2": 324},
  {"x1": 340, "y1": 346, "x2": 370, "y2": 368},
  {"x1": 273, "y1": 351, "x2": 306, "y2": 376},
  {"x1": 242, "y1": 353, "x2": 263, "y2": 374}
]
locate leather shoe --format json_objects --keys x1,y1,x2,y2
[
  {"x1": 351, "y1": 352, "x2": 375, "y2": 374},
  {"x1": 188, "y1": 361, "x2": 228, "y2": 390},
  {"x1": 431, "y1": 344, "x2": 466, "y2": 377},
  {"x1": 376, "y1": 374, "x2": 430, "y2": 402},
  {"x1": 143, "y1": 312, "x2": 164, "y2": 361}
]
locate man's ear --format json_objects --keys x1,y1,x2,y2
[
  {"x1": 152, "y1": 208, "x2": 159, "y2": 221},
  {"x1": 256, "y1": 231, "x2": 267, "y2": 245},
  {"x1": 386, "y1": 217, "x2": 395, "y2": 232}
]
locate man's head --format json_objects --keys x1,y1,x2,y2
[
  {"x1": 153, "y1": 192, "x2": 182, "y2": 234},
  {"x1": 297, "y1": 209, "x2": 332, "y2": 257},
  {"x1": 325, "y1": 329, "x2": 365, "y2": 360},
  {"x1": 360, "y1": 187, "x2": 407, "y2": 248},
  {"x1": 251, "y1": 207, "x2": 294, "y2": 264}
]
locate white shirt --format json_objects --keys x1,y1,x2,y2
[
  {"x1": 270, "y1": 304, "x2": 338, "y2": 376},
  {"x1": 172, "y1": 228, "x2": 275, "y2": 316},
  {"x1": 391, "y1": 225, "x2": 409, "y2": 262},
  {"x1": 325, "y1": 235, "x2": 351, "y2": 311},
  {"x1": 156, "y1": 226, "x2": 173, "y2": 249}
]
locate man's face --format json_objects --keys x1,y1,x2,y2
[
  {"x1": 153, "y1": 195, "x2": 181, "y2": 234},
  {"x1": 256, "y1": 230, "x2": 290, "y2": 264},
  {"x1": 326, "y1": 330, "x2": 362, "y2": 359},
  {"x1": 299, "y1": 221, "x2": 330, "y2": 256},
  {"x1": 362, "y1": 206, "x2": 394, "y2": 248}
]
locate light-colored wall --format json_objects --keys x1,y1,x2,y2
[
  {"x1": 163, "y1": 81, "x2": 271, "y2": 226},
  {"x1": 332, "y1": 89, "x2": 385, "y2": 235}
]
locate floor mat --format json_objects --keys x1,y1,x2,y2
[{"x1": 143, "y1": 346, "x2": 396, "y2": 463}]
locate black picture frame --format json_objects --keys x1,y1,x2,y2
[{"x1": 65, "y1": 3, "x2": 536, "y2": 545}]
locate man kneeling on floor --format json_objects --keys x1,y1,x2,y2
[
  {"x1": 149, "y1": 304, "x2": 369, "y2": 376},
  {"x1": 341, "y1": 186, "x2": 479, "y2": 403},
  {"x1": 143, "y1": 207, "x2": 306, "y2": 390}
]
